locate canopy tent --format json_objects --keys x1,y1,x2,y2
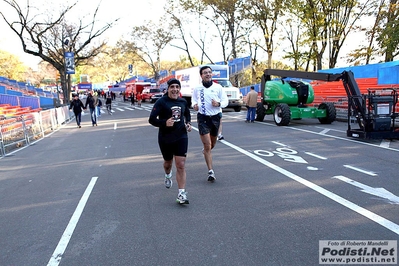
[
  {"x1": 124, "y1": 75, "x2": 156, "y2": 84},
  {"x1": 77, "y1": 83, "x2": 92, "y2": 90},
  {"x1": 108, "y1": 84, "x2": 126, "y2": 92}
]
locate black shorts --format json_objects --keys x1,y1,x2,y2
[
  {"x1": 197, "y1": 113, "x2": 221, "y2": 136},
  {"x1": 159, "y1": 137, "x2": 188, "y2": 161}
]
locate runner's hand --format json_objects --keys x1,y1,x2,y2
[
  {"x1": 166, "y1": 117, "x2": 175, "y2": 127},
  {"x1": 186, "y1": 123, "x2": 192, "y2": 132}
]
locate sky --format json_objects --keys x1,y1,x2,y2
[
  {"x1": 0, "y1": 0, "x2": 373, "y2": 71},
  {"x1": 0, "y1": 0, "x2": 172, "y2": 69}
]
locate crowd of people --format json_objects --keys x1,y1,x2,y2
[{"x1": 69, "y1": 90, "x2": 113, "y2": 127}]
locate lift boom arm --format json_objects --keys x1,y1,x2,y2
[{"x1": 261, "y1": 69, "x2": 365, "y2": 129}]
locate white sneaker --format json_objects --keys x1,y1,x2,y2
[
  {"x1": 208, "y1": 170, "x2": 216, "y2": 182},
  {"x1": 176, "y1": 191, "x2": 189, "y2": 204},
  {"x1": 165, "y1": 171, "x2": 172, "y2": 189}
]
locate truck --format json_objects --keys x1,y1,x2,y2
[
  {"x1": 175, "y1": 64, "x2": 243, "y2": 112},
  {"x1": 125, "y1": 81, "x2": 153, "y2": 99},
  {"x1": 256, "y1": 69, "x2": 399, "y2": 139},
  {"x1": 256, "y1": 69, "x2": 337, "y2": 126}
]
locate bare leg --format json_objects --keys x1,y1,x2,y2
[
  {"x1": 218, "y1": 119, "x2": 224, "y2": 140},
  {"x1": 163, "y1": 159, "x2": 173, "y2": 175},
  {"x1": 174, "y1": 156, "x2": 186, "y2": 189},
  {"x1": 200, "y1": 133, "x2": 217, "y2": 171}
]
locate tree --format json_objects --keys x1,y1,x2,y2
[
  {"x1": 170, "y1": 0, "x2": 221, "y2": 64},
  {"x1": 344, "y1": 0, "x2": 399, "y2": 65},
  {"x1": 79, "y1": 44, "x2": 138, "y2": 85},
  {"x1": 0, "y1": 0, "x2": 118, "y2": 102},
  {"x1": 346, "y1": 0, "x2": 382, "y2": 65},
  {"x1": 327, "y1": 0, "x2": 371, "y2": 68},
  {"x1": 202, "y1": 0, "x2": 248, "y2": 62},
  {"x1": 294, "y1": 0, "x2": 372, "y2": 70},
  {"x1": 0, "y1": 50, "x2": 27, "y2": 80},
  {"x1": 281, "y1": 17, "x2": 310, "y2": 71},
  {"x1": 129, "y1": 19, "x2": 174, "y2": 81},
  {"x1": 377, "y1": 0, "x2": 399, "y2": 61},
  {"x1": 165, "y1": 0, "x2": 198, "y2": 66},
  {"x1": 174, "y1": 0, "x2": 248, "y2": 65},
  {"x1": 243, "y1": 0, "x2": 285, "y2": 68}
]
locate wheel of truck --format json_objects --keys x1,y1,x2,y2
[
  {"x1": 273, "y1": 103, "x2": 291, "y2": 126},
  {"x1": 255, "y1": 103, "x2": 266, "y2": 121},
  {"x1": 234, "y1": 106, "x2": 242, "y2": 112},
  {"x1": 318, "y1": 102, "x2": 336, "y2": 124}
]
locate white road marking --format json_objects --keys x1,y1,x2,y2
[
  {"x1": 271, "y1": 141, "x2": 287, "y2": 146},
  {"x1": 305, "y1": 152, "x2": 327, "y2": 160},
  {"x1": 320, "y1": 128, "x2": 330, "y2": 134},
  {"x1": 47, "y1": 177, "x2": 98, "y2": 266},
  {"x1": 343, "y1": 165, "x2": 378, "y2": 176},
  {"x1": 215, "y1": 132, "x2": 399, "y2": 235},
  {"x1": 333, "y1": 175, "x2": 399, "y2": 204},
  {"x1": 142, "y1": 111, "x2": 399, "y2": 234},
  {"x1": 114, "y1": 123, "x2": 117, "y2": 130},
  {"x1": 315, "y1": 126, "x2": 345, "y2": 133},
  {"x1": 380, "y1": 139, "x2": 391, "y2": 148},
  {"x1": 116, "y1": 108, "x2": 124, "y2": 111},
  {"x1": 259, "y1": 122, "x2": 399, "y2": 152}
]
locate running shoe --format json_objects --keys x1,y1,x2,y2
[
  {"x1": 218, "y1": 134, "x2": 224, "y2": 140},
  {"x1": 208, "y1": 170, "x2": 216, "y2": 182},
  {"x1": 176, "y1": 191, "x2": 189, "y2": 204},
  {"x1": 165, "y1": 171, "x2": 173, "y2": 189}
]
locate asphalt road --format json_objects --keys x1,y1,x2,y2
[{"x1": 1, "y1": 100, "x2": 398, "y2": 266}]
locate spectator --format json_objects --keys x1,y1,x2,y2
[
  {"x1": 105, "y1": 94, "x2": 112, "y2": 115},
  {"x1": 131, "y1": 92, "x2": 135, "y2": 107},
  {"x1": 245, "y1": 86, "x2": 258, "y2": 123},
  {"x1": 69, "y1": 94, "x2": 84, "y2": 128},
  {"x1": 137, "y1": 92, "x2": 142, "y2": 107},
  {"x1": 84, "y1": 90, "x2": 98, "y2": 126}
]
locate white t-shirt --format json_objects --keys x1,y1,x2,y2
[{"x1": 192, "y1": 82, "x2": 228, "y2": 116}]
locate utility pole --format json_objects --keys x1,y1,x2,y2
[{"x1": 63, "y1": 37, "x2": 75, "y2": 103}]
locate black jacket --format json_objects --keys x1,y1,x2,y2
[
  {"x1": 149, "y1": 95, "x2": 191, "y2": 143},
  {"x1": 85, "y1": 95, "x2": 98, "y2": 109},
  {"x1": 69, "y1": 99, "x2": 84, "y2": 114}
]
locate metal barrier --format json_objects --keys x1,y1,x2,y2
[{"x1": 0, "y1": 105, "x2": 72, "y2": 157}]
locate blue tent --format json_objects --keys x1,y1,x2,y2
[{"x1": 109, "y1": 84, "x2": 126, "y2": 92}]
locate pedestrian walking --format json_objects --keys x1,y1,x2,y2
[
  {"x1": 149, "y1": 78, "x2": 192, "y2": 204},
  {"x1": 192, "y1": 66, "x2": 228, "y2": 182},
  {"x1": 245, "y1": 86, "x2": 258, "y2": 123},
  {"x1": 137, "y1": 92, "x2": 142, "y2": 106},
  {"x1": 69, "y1": 94, "x2": 84, "y2": 128},
  {"x1": 105, "y1": 94, "x2": 112, "y2": 115},
  {"x1": 96, "y1": 97, "x2": 102, "y2": 118},
  {"x1": 84, "y1": 90, "x2": 98, "y2": 126},
  {"x1": 130, "y1": 92, "x2": 135, "y2": 107}
]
